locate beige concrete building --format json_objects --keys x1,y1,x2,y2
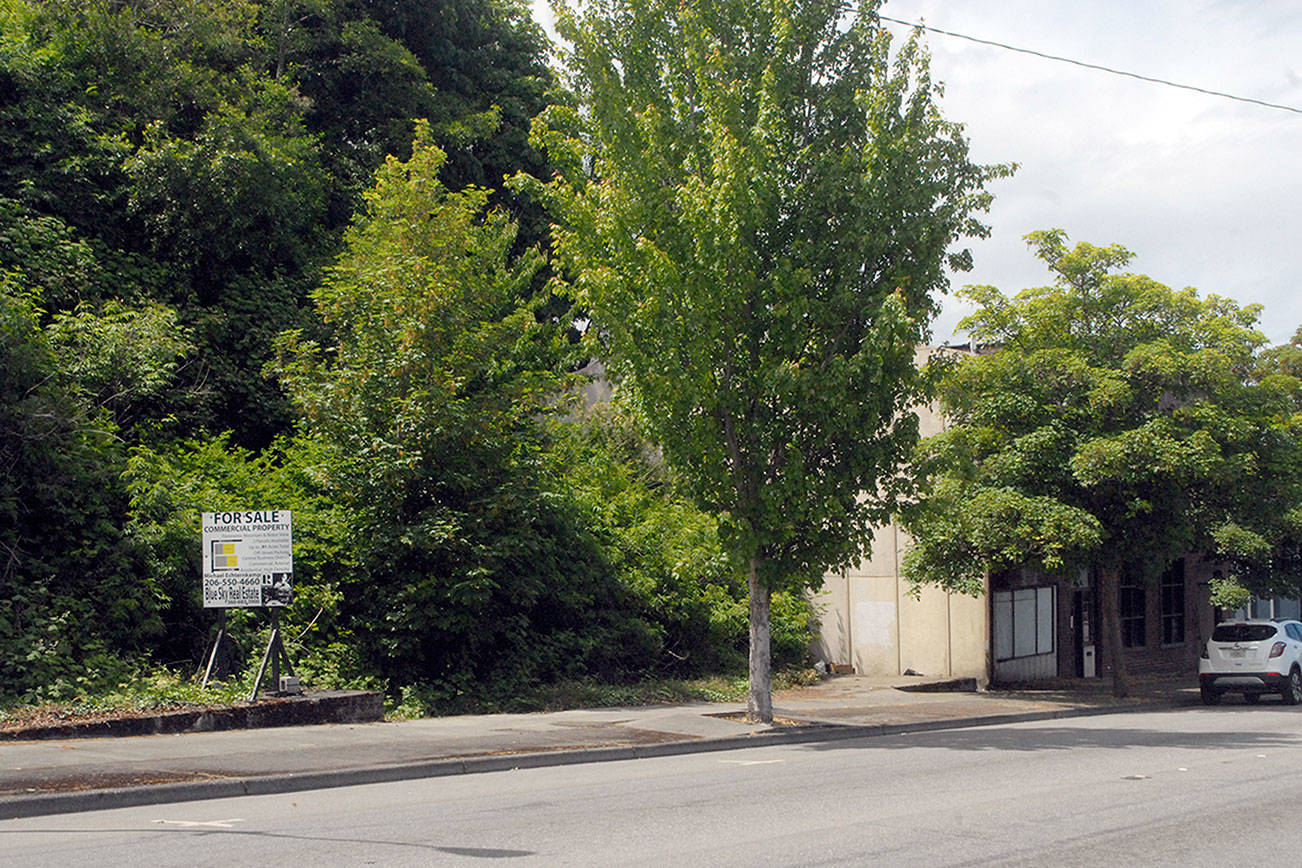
[
  {"x1": 811, "y1": 532, "x2": 989, "y2": 682},
  {"x1": 810, "y1": 346, "x2": 990, "y2": 684}
]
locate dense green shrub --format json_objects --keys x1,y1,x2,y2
[
  {"x1": 0, "y1": 277, "x2": 158, "y2": 700},
  {"x1": 546, "y1": 402, "x2": 815, "y2": 676}
]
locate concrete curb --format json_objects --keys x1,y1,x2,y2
[
  {"x1": 0, "y1": 691, "x2": 384, "y2": 742},
  {"x1": 0, "y1": 699, "x2": 1175, "y2": 820}
]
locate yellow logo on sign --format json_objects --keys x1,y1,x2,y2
[{"x1": 212, "y1": 540, "x2": 239, "y2": 569}]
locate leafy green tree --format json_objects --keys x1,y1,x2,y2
[
  {"x1": 526, "y1": 0, "x2": 1004, "y2": 719},
  {"x1": 121, "y1": 90, "x2": 331, "y2": 444},
  {"x1": 0, "y1": 199, "x2": 192, "y2": 435},
  {"x1": 124, "y1": 97, "x2": 328, "y2": 300},
  {"x1": 901, "y1": 230, "x2": 1302, "y2": 696},
  {"x1": 254, "y1": 0, "x2": 555, "y2": 237},
  {"x1": 0, "y1": 1, "x2": 319, "y2": 445},
  {"x1": 46, "y1": 298, "x2": 191, "y2": 430},
  {"x1": 1257, "y1": 326, "x2": 1302, "y2": 388},
  {"x1": 352, "y1": 0, "x2": 553, "y2": 190}
]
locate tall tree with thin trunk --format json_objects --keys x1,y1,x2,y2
[{"x1": 523, "y1": 0, "x2": 1005, "y2": 720}]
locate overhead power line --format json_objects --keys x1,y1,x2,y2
[{"x1": 878, "y1": 14, "x2": 1302, "y2": 116}]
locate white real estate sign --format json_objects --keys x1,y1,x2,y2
[{"x1": 201, "y1": 510, "x2": 294, "y2": 608}]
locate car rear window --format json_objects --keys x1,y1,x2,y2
[{"x1": 1212, "y1": 624, "x2": 1278, "y2": 642}]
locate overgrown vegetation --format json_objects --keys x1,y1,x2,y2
[
  {"x1": 10, "y1": 0, "x2": 1297, "y2": 724},
  {"x1": 0, "y1": 0, "x2": 816, "y2": 713}
]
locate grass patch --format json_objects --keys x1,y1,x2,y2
[
  {"x1": 1, "y1": 665, "x2": 825, "y2": 728},
  {"x1": 524, "y1": 666, "x2": 823, "y2": 711},
  {"x1": 388, "y1": 667, "x2": 823, "y2": 719}
]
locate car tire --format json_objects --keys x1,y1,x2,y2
[
  {"x1": 1283, "y1": 668, "x2": 1302, "y2": 706},
  {"x1": 1244, "y1": 693, "x2": 1261, "y2": 705},
  {"x1": 1201, "y1": 685, "x2": 1222, "y2": 706}
]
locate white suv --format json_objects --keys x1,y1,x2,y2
[{"x1": 1199, "y1": 619, "x2": 1302, "y2": 705}]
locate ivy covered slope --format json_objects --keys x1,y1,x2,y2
[
  {"x1": 2, "y1": 0, "x2": 808, "y2": 708},
  {"x1": 902, "y1": 230, "x2": 1302, "y2": 696}
]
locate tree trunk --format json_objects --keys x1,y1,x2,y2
[
  {"x1": 747, "y1": 558, "x2": 773, "y2": 723},
  {"x1": 1098, "y1": 565, "x2": 1130, "y2": 698}
]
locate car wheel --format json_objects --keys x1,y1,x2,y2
[
  {"x1": 1282, "y1": 668, "x2": 1302, "y2": 706},
  {"x1": 1245, "y1": 693, "x2": 1261, "y2": 705},
  {"x1": 1201, "y1": 685, "x2": 1222, "y2": 706}
]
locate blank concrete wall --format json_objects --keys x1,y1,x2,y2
[{"x1": 811, "y1": 522, "x2": 989, "y2": 683}]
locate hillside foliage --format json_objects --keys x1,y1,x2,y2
[{"x1": 0, "y1": 0, "x2": 808, "y2": 707}]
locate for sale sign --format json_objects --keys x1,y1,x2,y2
[{"x1": 201, "y1": 511, "x2": 294, "y2": 608}]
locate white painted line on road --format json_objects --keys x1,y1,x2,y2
[
  {"x1": 719, "y1": 760, "x2": 785, "y2": 766},
  {"x1": 153, "y1": 818, "x2": 245, "y2": 828}
]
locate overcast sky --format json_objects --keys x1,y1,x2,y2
[{"x1": 530, "y1": 1, "x2": 1302, "y2": 345}]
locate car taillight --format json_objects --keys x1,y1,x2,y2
[{"x1": 1270, "y1": 642, "x2": 1287, "y2": 658}]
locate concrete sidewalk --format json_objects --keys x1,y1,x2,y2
[{"x1": 0, "y1": 674, "x2": 1199, "y2": 819}]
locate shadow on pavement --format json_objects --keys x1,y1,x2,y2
[{"x1": 798, "y1": 721, "x2": 1302, "y2": 753}]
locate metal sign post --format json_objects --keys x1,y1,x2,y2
[
  {"x1": 249, "y1": 608, "x2": 297, "y2": 700},
  {"x1": 200, "y1": 609, "x2": 228, "y2": 689}
]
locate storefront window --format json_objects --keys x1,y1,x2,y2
[
  {"x1": 1119, "y1": 577, "x2": 1145, "y2": 648},
  {"x1": 993, "y1": 586, "x2": 1055, "y2": 661}
]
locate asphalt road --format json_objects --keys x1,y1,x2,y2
[{"x1": 5, "y1": 704, "x2": 1302, "y2": 866}]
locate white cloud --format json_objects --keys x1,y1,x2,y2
[{"x1": 878, "y1": 0, "x2": 1302, "y2": 343}]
